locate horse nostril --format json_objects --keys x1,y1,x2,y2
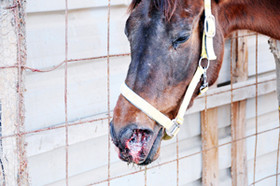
[
  {"x1": 119, "y1": 126, "x2": 134, "y2": 147},
  {"x1": 127, "y1": 129, "x2": 152, "y2": 144},
  {"x1": 122, "y1": 127, "x2": 151, "y2": 142}
]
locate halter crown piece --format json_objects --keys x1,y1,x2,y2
[{"x1": 121, "y1": 0, "x2": 217, "y2": 139}]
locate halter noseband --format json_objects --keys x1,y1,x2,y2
[{"x1": 120, "y1": 0, "x2": 217, "y2": 139}]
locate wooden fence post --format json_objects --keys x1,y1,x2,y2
[
  {"x1": 268, "y1": 38, "x2": 280, "y2": 185},
  {"x1": 201, "y1": 107, "x2": 219, "y2": 186},
  {"x1": 0, "y1": 0, "x2": 29, "y2": 185},
  {"x1": 231, "y1": 31, "x2": 249, "y2": 186},
  {"x1": 268, "y1": 39, "x2": 280, "y2": 111}
]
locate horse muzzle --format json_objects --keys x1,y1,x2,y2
[{"x1": 110, "y1": 122, "x2": 163, "y2": 165}]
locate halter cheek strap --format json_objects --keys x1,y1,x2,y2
[
  {"x1": 121, "y1": 66, "x2": 205, "y2": 138},
  {"x1": 202, "y1": 0, "x2": 217, "y2": 60},
  {"x1": 120, "y1": 0, "x2": 216, "y2": 139}
]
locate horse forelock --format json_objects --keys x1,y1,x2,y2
[{"x1": 129, "y1": 0, "x2": 179, "y2": 21}]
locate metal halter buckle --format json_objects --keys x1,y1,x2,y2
[
  {"x1": 200, "y1": 72, "x2": 209, "y2": 94},
  {"x1": 199, "y1": 57, "x2": 210, "y2": 94},
  {"x1": 166, "y1": 119, "x2": 181, "y2": 137},
  {"x1": 204, "y1": 15, "x2": 216, "y2": 37},
  {"x1": 199, "y1": 57, "x2": 210, "y2": 70}
]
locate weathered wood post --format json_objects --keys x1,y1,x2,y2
[
  {"x1": 201, "y1": 107, "x2": 219, "y2": 186},
  {"x1": 201, "y1": 31, "x2": 250, "y2": 186},
  {"x1": 268, "y1": 39, "x2": 280, "y2": 111},
  {"x1": 0, "y1": 0, "x2": 29, "y2": 185},
  {"x1": 231, "y1": 30, "x2": 248, "y2": 186},
  {"x1": 268, "y1": 38, "x2": 280, "y2": 185}
]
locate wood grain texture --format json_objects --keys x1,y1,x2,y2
[
  {"x1": 201, "y1": 108, "x2": 219, "y2": 186},
  {"x1": 268, "y1": 39, "x2": 280, "y2": 107},
  {"x1": 231, "y1": 31, "x2": 248, "y2": 186},
  {"x1": 268, "y1": 38, "x2": 280, "y2": 186},
  {"x1": 231, "y1": 100, "x2": 248, "y2": 186}
]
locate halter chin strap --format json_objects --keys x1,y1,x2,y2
[{"x1": 120, "y1": 0, "x2": 216, "y2": 139}]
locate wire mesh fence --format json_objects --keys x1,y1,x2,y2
[{"x1": 0, "y1": 0, "x2": 279, "y2": 185}]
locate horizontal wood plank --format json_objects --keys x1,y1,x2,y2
[{"x1": 187, "y1": 73, "x2": 276, "y2": 114}]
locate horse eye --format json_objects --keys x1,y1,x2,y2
[
  {"x1": 172, "y1": 35, "x2": 190, "y2": 49},
  {"x1": 176, "y1": 36, "x2": 190, "y2": 44}
]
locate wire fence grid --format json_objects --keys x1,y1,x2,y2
[{"x1": 0, "y1": 0, "x2": 279, "y2": 185}]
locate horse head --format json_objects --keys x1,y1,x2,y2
[
  {"x1": 110, "y1": 0, "x2": 280, "y2": 165},
  {"x1": 110, "y1": 0, "x2": 225, "y2": 165}
]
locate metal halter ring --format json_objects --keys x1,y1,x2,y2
[
  {"x1": 199, "y1": 57, "x2": 210, "y2": 70},
  {"x1": 204, "y1": 15, "x2": 216, "y2": 37},
  {"x1": 165, "y1": 119, "x2": 181, "y2": 137}
]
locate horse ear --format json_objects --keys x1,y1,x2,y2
[{"x1": 128, "y1": 0, "x2": 142, "y2": 13}]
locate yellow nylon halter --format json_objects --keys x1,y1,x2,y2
[{"x1": 120, "y1": 0, "x2": 217, "y2": 139}]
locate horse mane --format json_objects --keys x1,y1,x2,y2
[{"x1": 128, "y1": 0, "x2": 178, "y2": 21}]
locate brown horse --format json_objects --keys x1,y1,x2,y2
[{"x1": 110, "y1": 0, "x2": 280, "y2": 165}]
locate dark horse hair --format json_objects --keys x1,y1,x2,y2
[{"x1": 129, "y1": 0, "x2": 179, "y2": 20}]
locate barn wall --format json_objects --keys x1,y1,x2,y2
[{"x1": 23, "y1": 1, "x2": 278, "y2": 185}]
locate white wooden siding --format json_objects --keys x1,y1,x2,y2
[{"x1": 24, "y1": 1, "x2": 279, "y2": 186}]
